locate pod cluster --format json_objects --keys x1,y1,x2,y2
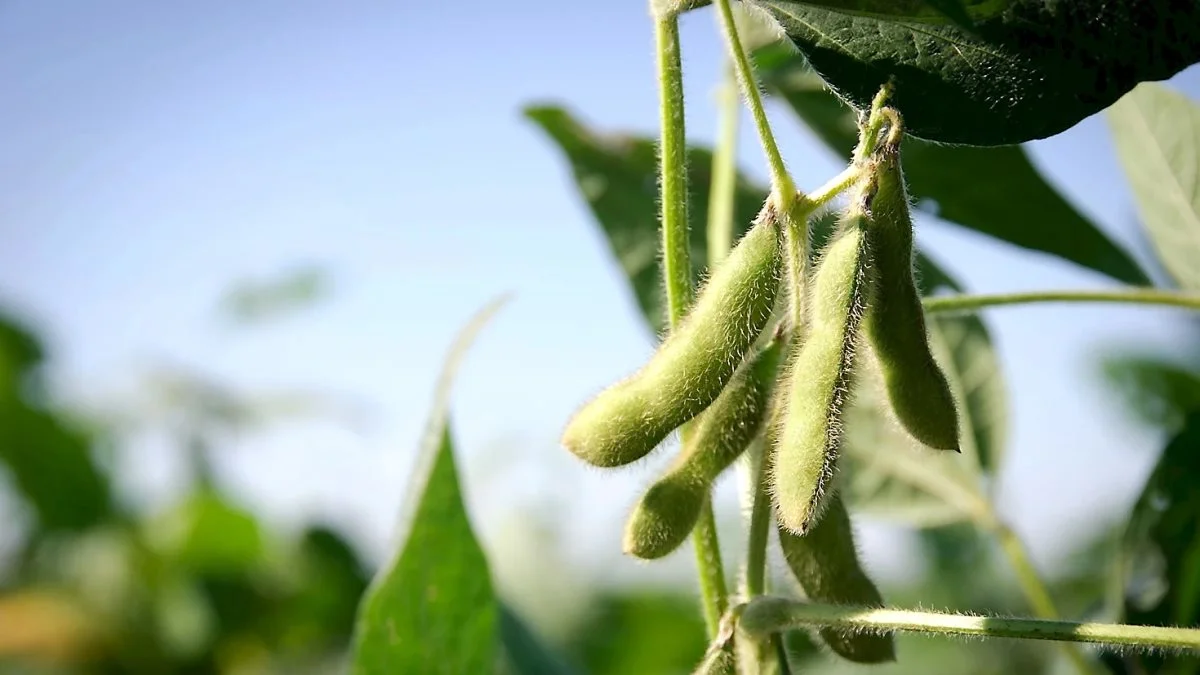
[{"x1": 560, "y1": 110, "x2": 959, "y2": 664}]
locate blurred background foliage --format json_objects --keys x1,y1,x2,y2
[{"x1": 5, "y1": 13, "x2": 1200, "y2": 675}]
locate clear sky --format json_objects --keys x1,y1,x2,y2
[{"x1": 3, "y1": 1, "x2": 1199, "y2": 594}]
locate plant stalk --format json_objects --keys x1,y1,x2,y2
[
  {"x1": 654, "y1": 10, "x2": 731, "y2": 642},
  {"x1": 988, "y1": 519, "x2": 1094, "y2": 673},
  {"x1": 713, "y1": 0, "x2": 796, "y2": 210},
  {"x1": 923, "y1": 289, "x2": 1200, "y2": 314},
  {"x1": 740, "y1": 597, "x2": 1200, "y2": 652}
]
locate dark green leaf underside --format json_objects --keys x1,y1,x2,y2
[
  {"x1": 752, "y1": 0, "x2": 1200, "y2": 145},
  {"x1": 757, "y1": 49, "x2": 1150, "y2": 285}
]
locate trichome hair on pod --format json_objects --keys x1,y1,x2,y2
[
  {"x1": 777, "y1": 493, "x2": 896, "y2": 664},
  {"x1": 561, "y1": 205, "x2": 784, "y2": 468},
  {"x1": 771, "y1": 180, "x2": 875, "y2": 536},
  {"x1": 862, "y1": 113, "x2": 961, "y2": 452},
  {"x1": 623, "y1": 334, "x2": 786, "y2": 559}
]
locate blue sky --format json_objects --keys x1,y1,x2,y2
[{"x1": 3, "y1": 1, "x2": 1199, "y2": 594}]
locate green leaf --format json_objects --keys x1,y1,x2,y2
[
  {"x1": 1110, "y1": 412, "x2": 1200, "y2": 673},
  {"x1": 757, "y1": 51, "x2": 1150, "y2": 285},
  {"x1": 219, "y1": 263, "x2": 330, "y2": 325},
  {"x1": 0, "y1": 311, "x2": 113, "y2": 532},
  {"x1": 560, "y1": 591, "x2": 708, "y2": 675},
  {"x1": 748, "y1": 0, "x2": 1200, "y2": 145},
  {"x1": 523, "y1": 105, "x2": 766, "y2": 335},
  {"x1": 147, "y1": 490, "x2": 266, "y2": 575},
  {"x1": 773, "y1": 0, "x2": 999, "y2": 25},
  {"x1": 1101, "y1": 354, "x2": 1200, "y2": 432},
  {"x1": 1108, "y1": 83, "x2": 1200, "y2": 291},
  {"x1": 350, "y1": 297, "x2": 508, "y2": 675},
  {"x1": 841, "y1": 257, "x2": 1004, "y2": 526}
]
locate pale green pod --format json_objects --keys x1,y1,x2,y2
[
  {"x1": 771, "y1": 195, "x2": 872, "y2": 536},
  {"x1": 863, "y1": 137, "x2": 960, "y2": 451},
  {"x1": 624, "y1": 336, "x2": 785, "y2": 559},
  {"x1": 562, "y1": 213, "x2": 784, "y2": 468},
  {"x1": 777, "y1": 494, "x2": 896, "y2": 664}
]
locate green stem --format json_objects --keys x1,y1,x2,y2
[
  {"x1": 713, "y1": 0, "x2": 796, "y2": 209},
  {"x1": 782, "y1": 163, "x2": 864, "y2": 328},
  {"x1": 694, "y1": 498, "x2": 732, "y2": 637},
  {"x1": 739, "y1": 597, "x2": 1200, "y2": 652},
  {"x1": 923, "y1": 289, "x2": 1200, "y2": 314},
  {"x1": 989, "y1": 520, "x2": 1094, "y2": 674},
  {"x1": 707, "y1": 62, "x2": 740, "y2": 270},
  {"x1": 852, "y1": 84, "x2": 895, "y2": 162},
  {"x1": 655, "y1": 10, "x2": 730, "y2": 642},
  {"x1": 743, "y1": 444, "x2": 772, "y2": 598},
  {"x1": 656, "y1": 15, "x2": 693, "y2": 320}
]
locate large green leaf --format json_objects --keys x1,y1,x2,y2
[
  {"x1": 523, "y1": 105, "x2": 767, "y2": 335},
  {"x1": 748, "y1": 0, "x2": 1200, "y2": 145},
  {"x1": 350, "y1": 299, "x2": 507, "y2": 674},
  {"x1": 146, "y1": 490, "x2": 266, "y2": 575},
  {"x1": 757, "y1": 49, "x2": 1150, "y2": 286},
  {"x1": 1101, "y1": 354, "x2": 1200, "y2": 432},
  {"x1": 0, "y1": 311, "x2": 113, "y2": 532},
  {"x1": 1108, "y1": 83, "x2": 1200, "y2": 291},
  {"x1": 764, "y1": 0, "x2": 1000, "y2": 24},
  {"x1": 1107, "y1": 413, "x2": 1200, "y2": 674}
]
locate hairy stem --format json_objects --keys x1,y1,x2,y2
[
  {"x1": 713, "y1": 0, "x2": 796, "y2": 210},
  {"x1": 740, "y1": 597, "x2": 1200, "y2": 652},
  {"x1": 694, "y1": 498, "x2": 732, "y2": 637},
  {"x1": 852, "y1": 84, "x2": 895, "y2": 162},
  {"x1": 743, "y1": 444, "x2": 772, "y2": 599},
  {"x1": 988, "y1": 520, "x2": 1094, "y2": 673},
  {"x1": 655, "y1": 10, "x2": 730, "y2": 642},
  {"x1": 923, "y1": 289, "x2": 1200, "y2": 314},
  {"x1": 656, "y1": 15, "x2": 693, "y2": 320}
]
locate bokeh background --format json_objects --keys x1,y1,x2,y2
[{"x1": 3, "y1": 2, "x2": 1200, "y2": 673}]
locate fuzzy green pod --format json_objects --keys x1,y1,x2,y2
[
  {"x1": 771, "y1": 194, "x2": 872, "y2": 536},
  {"x1": 777, "y1": 494, "x2": 896, "y2": 664},
  {"x1": 863, "y1": 136, "x2": 960, "y2": 451},
  {"x1": 623, "y1": 336, "x2": 786, "y2": 559},
  {"x1": 562, "y1": 212, "x2": 784, "y2": 468}
]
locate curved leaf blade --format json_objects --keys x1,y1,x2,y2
[
  {"x1": 750, "y1": 0, "x2": 1200, "y2": 145},
  {"x1": 350, "y1": 297, "x2": 508, "y2": 675},
  {"x1": 757, "y1": 53, "x2": 1149, "y2": 285},
  {"x1": 1109, "y1": 83, "x2": 1200, "y2": 291}
]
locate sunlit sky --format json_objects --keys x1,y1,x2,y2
[{"x1": 3, "y1": 2, "x2": 1199, "y2": 595}]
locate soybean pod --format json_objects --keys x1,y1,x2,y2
[
  {"x1": 863, "y1": 125, "x2": 960, "y2": 452},
  {"x1": 562, "y1": 209, "x2": 784, "y2": 468},
  {"x1": 772, "y1": 186, "x2": 873, "y2": 536},
  {"x1": 777, "y1": 494, "x2": 896, "y2": 664},
  {"x1": 623, "y1": 334, "x2": 786, "y2": 559}
]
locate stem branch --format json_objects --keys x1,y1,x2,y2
[
  {"x1": 983, "y1": 517, "x2": 1094, "y2": 673},
  {"x1": 740, "y1": 597, "x2": 1200, "y2": 652},
  {"x1": 656, "y1": 15, "x2": 693, "y2": 320},
  {"x1": 713, "y1": 0, "x2": 796, "y2": 209},
  {"x1": 923, "y1": 289, "x2": 1200, "y2": 314}
]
